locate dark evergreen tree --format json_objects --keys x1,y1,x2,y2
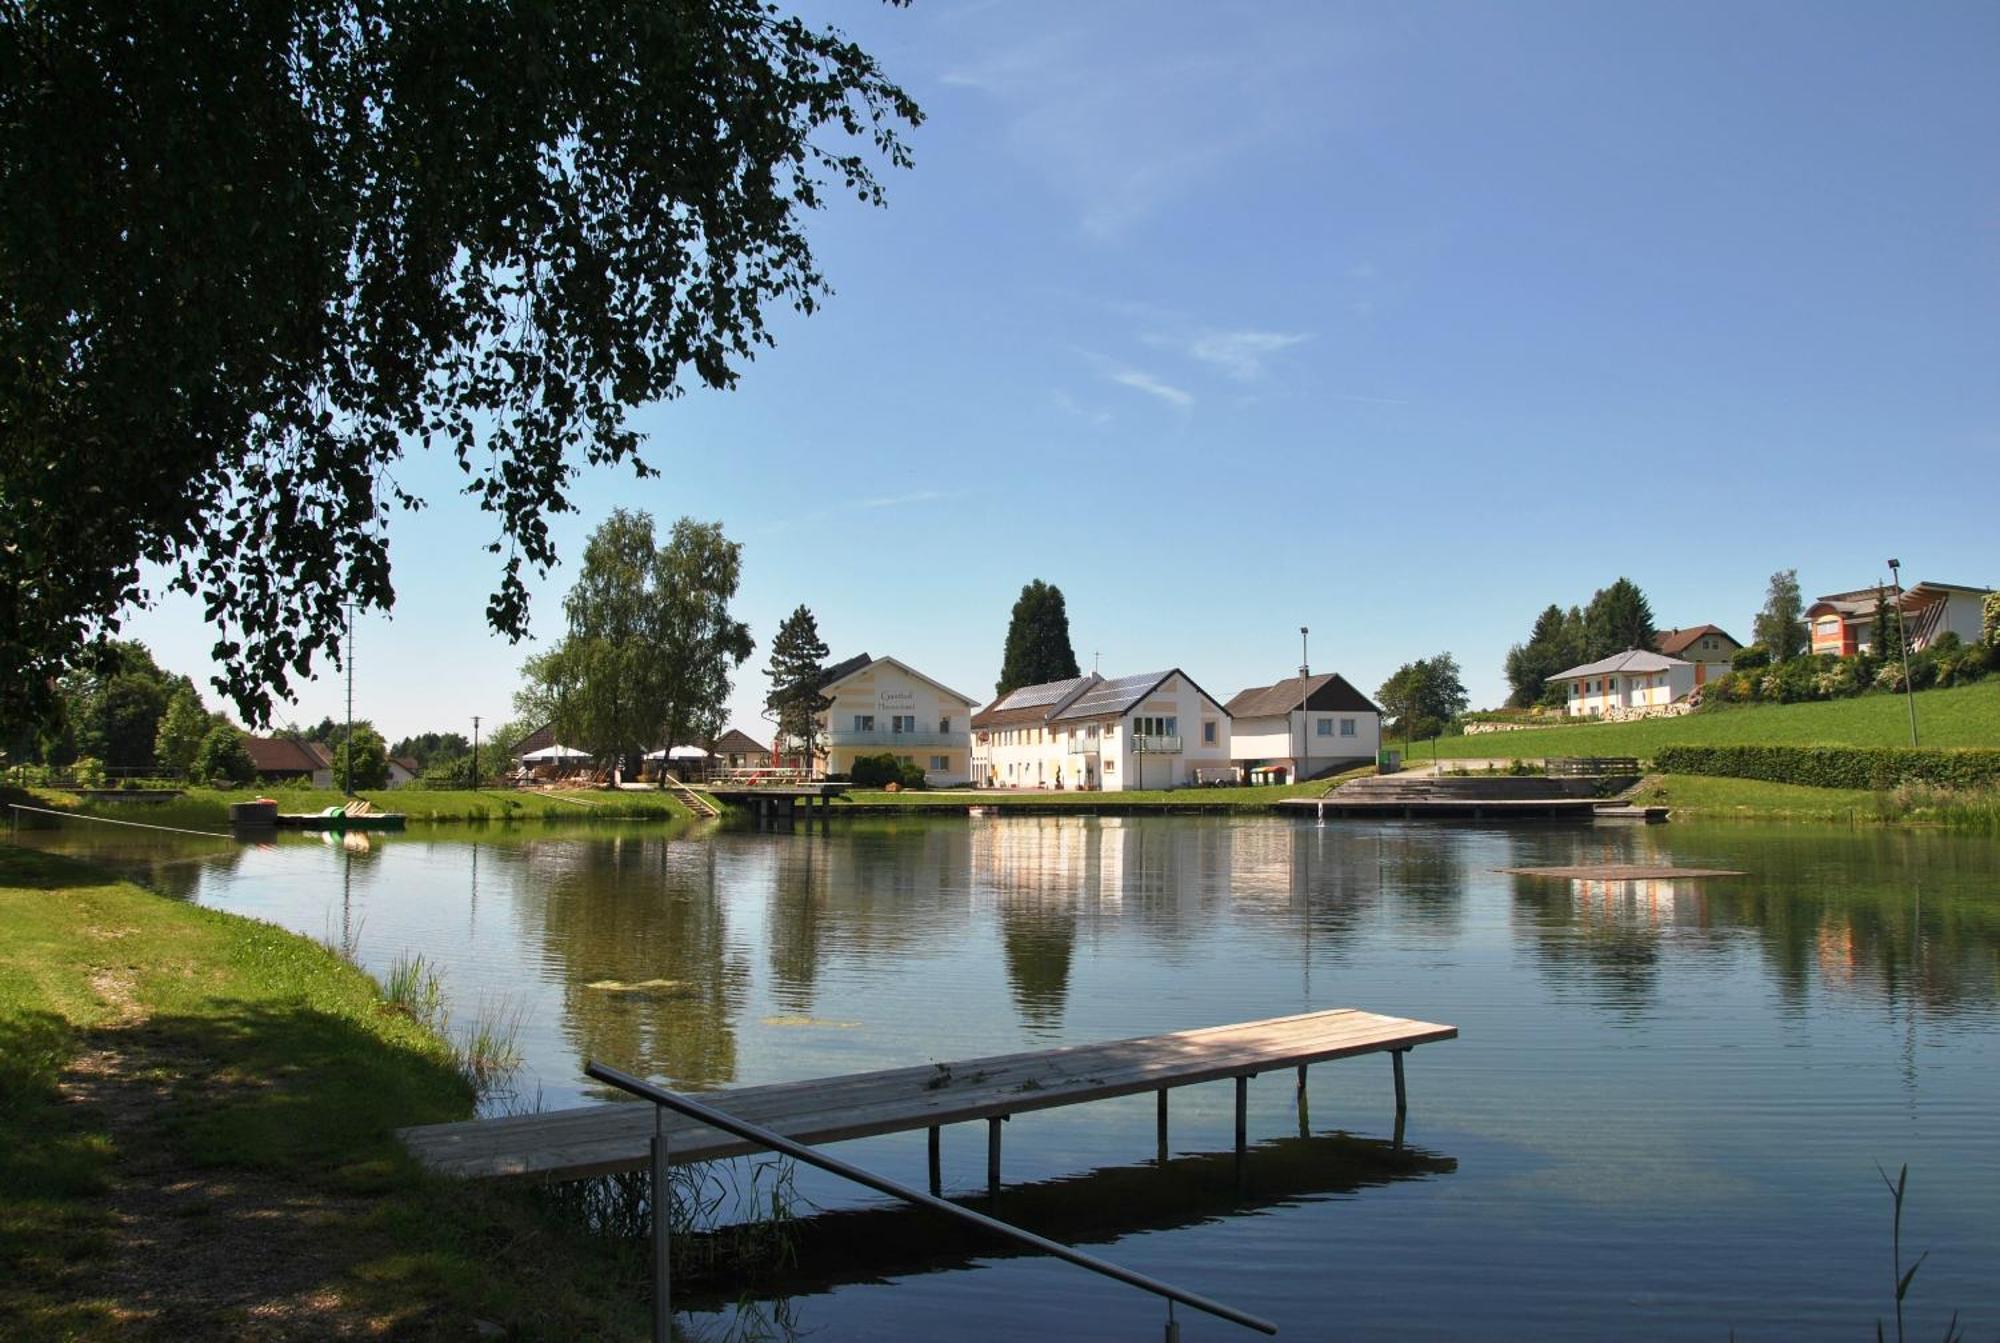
[
  {"x1": 1503, "y1": 603, "x2": 1581, "y2": 707},
  {"x1": 1872, "y1": 596, "x2": 1905, "y2": 662},
  {"x1": 1753, "y1": 569, "x2": 1807, "y2": 662},
  {"x1": 996, "y1": 580, "x2": 1081, "y2": 696},
  {"x1": 765, "y1": 605, "x2": 832, "y2": 764},
  {"x1": 1583, "y1": 578, "x2": 1657, "y2": 661}
]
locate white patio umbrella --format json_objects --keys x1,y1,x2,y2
[
  {"x1": 520, "y1": 744, "x2": 592, "y2": 763},
  {"x1": 642, "y1": 745, "x2": 709, "y2": 760}
]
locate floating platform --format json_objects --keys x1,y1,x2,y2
[
  {"x1": 398, "y1": 1007, "x2": 1456, "y2": 1186},
  {"x1": 275, "y1": 812, "x2": 406, "y2": 831},
  {"x1": 1592, "y1": 805, "x2": 1671, "y2": 823}
]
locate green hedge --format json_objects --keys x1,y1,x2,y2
[{"x1": 1655, "y1": 744, "x2": 2000, "y2": 790}]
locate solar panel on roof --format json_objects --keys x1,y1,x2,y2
[
  {"x1": 1055, "y1": 671, "x2": 1169, "y2": 719},
  {"x1": 993, "y1": 676, "x2": 1092, "y2": 711}
]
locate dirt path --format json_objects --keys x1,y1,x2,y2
[{"x1": 52, "y1": 957, "x2": 412, "y2": 1339}]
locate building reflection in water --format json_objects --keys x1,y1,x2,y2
[
  {"x1": 764, "y1": 822, "x2": 974, "y2": 1016},
  {"x1": 1511, "y1": 857, "x2": 1999, "y2": 1022}
]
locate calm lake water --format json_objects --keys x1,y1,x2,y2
[{"x1": 23, "y1": 813, "x2": 2000, "y2": 1341}]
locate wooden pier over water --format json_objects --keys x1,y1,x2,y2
[
  {"x1": 399, "y1": 1008, "x2": 1456, "y2": 1190},
  {"x1": 704, "y1": 781, "x2": 848, "y2": 822}
]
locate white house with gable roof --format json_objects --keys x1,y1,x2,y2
[
  {"x1": 974, "y1": 670, "x2": 1232, "y2": 791},
  {"x1": 816, "y1": 654, "x2": 978, "y2": 785}
]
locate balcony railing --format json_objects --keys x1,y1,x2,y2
[
  {"x1": 1132, "y1": 734, "x2": 1183, "y2": 754},
  {"x1": 825, "y1": 729, "x2": 960, "y2": 749}
]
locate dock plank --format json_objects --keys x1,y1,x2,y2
[{"x1": 400, "y1": 1008, "x2": 1456, "y2": 1181}]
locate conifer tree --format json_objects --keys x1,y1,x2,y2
[
  {"x1": 996, "y1": 580, "x2": 1081, "y2": 696},
  {"x1": 765, "y1": 605, "x2": 832, "y2": 765},
  {"x1": 1583, "y1": 578, "x2": 1657, "y2": 661}
]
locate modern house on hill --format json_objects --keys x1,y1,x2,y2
[
  {"x1": 1652, "y1": 625, "x2": 1741, "y2": 686},
  {"x1": 972, "y1": 670, "x2": 1232, "y2": 791},
  {"x1": 817, "y1": 654, "x2": 978, "y2": 786},
  {"x1": 1806, "y1": 581, "x2": 1992, "y2": 657},
  {"x1": 1549, "y1": 650, "x2": 1694, "y2": 718},
  {"x1": 1225, "y1": 672, "x2": 1380, "y2": 784},
  {"x1": 244, "y1": 737, "x2": 334, "y2": 788}
]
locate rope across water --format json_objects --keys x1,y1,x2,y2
[{"x1": 7, "y1": 803, "x2": 235, "y2": 841}]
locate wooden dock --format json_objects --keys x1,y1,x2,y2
[
  {"x1": 705, "y1": 781, "x2": 849, "y2": 822},
  {"x1": 398, "y1": 1008, "x2": 1455, "y2": 1185}
]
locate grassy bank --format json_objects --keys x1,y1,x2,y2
[
  {"x1": 1630, "y1": 774, "x2": 2000, "y2": 828},
  {"x1": 1413, "y1": 682, "x2": 2000, "y2": 762},
  {"x1": 22, "y1": 784, "x2": 700, "y2": 829},
  {"x1": 0, "y1": 845, "x2": 643, "y2": 1339}
]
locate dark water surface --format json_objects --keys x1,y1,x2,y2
[{"x1": 23, "y1": 814, "x2": 2000, "y2": 1341}]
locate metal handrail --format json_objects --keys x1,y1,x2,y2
[{"x1": 584, "y1": 1060, "x2": 1278, "y2": 1339}]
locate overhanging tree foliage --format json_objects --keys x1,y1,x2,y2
[
  {"x1": 996, "y1": 580, "x2": 1081, "y2": 696},
  {"x1": 0, "y1": 1, "x2": 919, "y2": 725}
]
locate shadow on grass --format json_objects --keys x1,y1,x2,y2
[{"x1": 1, "y1": 991, "x2": 649, "y2": 1340}]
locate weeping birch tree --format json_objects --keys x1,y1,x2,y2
[{"x1": 516, "y1": 510, "x2": 753, "y2": 777}]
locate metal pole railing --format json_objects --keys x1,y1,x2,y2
[{"x1": 584, "y1": 1060, "x2": 1278, "y2": 1339}]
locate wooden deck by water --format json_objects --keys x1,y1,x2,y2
[{"x1": 399, "y1": 1008, "x2": 1456, "y2": 1184}]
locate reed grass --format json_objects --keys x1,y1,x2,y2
[
  {"x1": 451, "y1": 998, "x2": 524, "y2": 1098},
  {"x1": 382, "y1": 950, "x2": 445, "y2": 1029}
]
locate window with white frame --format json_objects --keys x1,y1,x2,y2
[
  {"x1": 931, "y1": 755, "x2": 949, "y2": 771},
  {"x1": 891, "y1": 714, "x2": 915, "y2": 734},
  {"x1": 1133, "y1": 716, "x2": 1177, "y2": 737},
  {"x1": 1202, "y1": 720, "x2": 1216, "y2": 744},
  {"x1": 854, "y1": 714, "x2": 875, "y2": 732},
  {"x1": 939, "y1": 716, "x2": 951, "y2": 734},
  {"x1": 1341, "y1": 718, "x2": 1357, "y2": 736},
  {"x1": 1316, "y1": 718, "x2": 1334, "y2": 737}
]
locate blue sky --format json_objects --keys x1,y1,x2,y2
[{"x1": 124, "y1": 1, "x2": 2000, "y2": 742}]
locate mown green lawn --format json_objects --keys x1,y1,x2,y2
[
  {"x1": 1410, "y1": 683, "x2": 2000, "y2": 761},
  {"x1": 26, "y1": 784, "x2": 698, "y2": 829},
  {"x1": 0, "y1": 845, "x2": 644, "y2": 1339}
]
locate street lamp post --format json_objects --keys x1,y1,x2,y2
[
  {"x1": 471, "y1": 715, "x2": 481, "y2": 792},
  {"x1": 1888, "y1": 558, "x2": 1918, "y2": 747}
]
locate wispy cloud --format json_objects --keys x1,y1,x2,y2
[
  {"x1": 853, "y1": 490, "x2": 948, "y2": 511},
  {"x1": 759, "y1": 489, "x2": 961, "y2": 534},
  {"x1": 1109, "y1": 368, "x2": 1194, "y2": 410},
  {"x1": 937, "y1": 19, "x2": 1347, "y2": 238},
  {"x1": 1181, "y1": 330, "x2": 1311, "y2": 382},
  {"x1": 1052, "y1": 390, "x2": 1113, "y2": 426}
]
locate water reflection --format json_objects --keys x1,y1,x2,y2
[
  {"x1": 16, "y1": 814, "x2": 2000, "y2": 1342},
  {"x1": 508, "y1": 834, "x2": 751, "y2": 1090},
  {"x1": 1509, "y1": 837, "x2": 2000, "y2": 1021},
  {"x1": 680, "y1": 1127, "x2": 1457, "y2": 1315}
]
